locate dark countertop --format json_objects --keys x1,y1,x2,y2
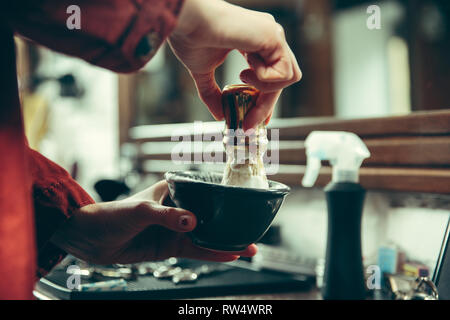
[{"x1": 35, "y1": 257, "x2": 319, "y2": 300}]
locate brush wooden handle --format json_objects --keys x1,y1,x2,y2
[{"x1": 222, "y1": 84, "x2": 260, "y2": 130}]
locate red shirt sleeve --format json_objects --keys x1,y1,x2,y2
[
  {"x1": 3, "y1": 0, "x2": 185, "y2": 278},
  {"x1": 5, "y1": 0, "x2": 184, "y2": 73},
  {"x1": 27, "y1": 147, "x2": 95, "y2": 278},
  {"x1": 2, "y1": 0, "x2": 184, "y2": 279}
]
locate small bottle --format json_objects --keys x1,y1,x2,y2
[{"x1": 221, "y1": 84, "x2": 269, "y2": 189}]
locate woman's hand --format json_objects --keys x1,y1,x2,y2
[
  {"x1": 169, "y1": 0, "x2": 302, "y2": 130},
  {"x1": 51, "y1": 180, "x2": 257, "y2": 265}
]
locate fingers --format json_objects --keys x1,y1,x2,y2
[
  {"x1": 130, "y1": 180, "x2": 169, "y2": 204},
  {"x1": 149, "y1": 180, "x2": 170, "y2": 203},
  {"x1": 136, "y1": 201, "x2": 197, "y2": 233},
  {"x1": 265, "y1": 110, "x2": 274, "y2": 126},
  {"x1": 176, "y1": 238, "x2": 258, "y2": 262},
  {"x1": 288, "y1": 43, "x2": 302, "y2": 83},
  {"x1": 240, "y1": 50, "x2": 300, "y2": 129},
  {"x1": 131, "y1": 234, "x2": 258, "y2": 263},
  {"x1": 240, "y1": 40, "x2": 301, "y2": 90},
  {"x1": 236, "y1": 21, "x2": 300, "y2": 129},
  {"x1": 224, "y1": 244, "x2": 258, "y2": 257},
  {"x1": 192, "y1": 72, "x2": 224, "y2": 121},
  {"x1": 245, "y1": 52, "x2": 292, "y2": 84},
  {"x1": 179, "y1": 240, "x2": 240, "y2": 262},
  {"x1": 243, "y1": 90, "x2": 281, "y2": 130},
  {"x1": 237, "y1": 21, "x2": 300, "y2": 85},
  {"x1": 240, "y1": 68, "x2": 295, "y2": 92}
]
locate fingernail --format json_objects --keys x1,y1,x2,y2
[{"x1": 178, "y1": 215, "x2": 193, "y2": 229}]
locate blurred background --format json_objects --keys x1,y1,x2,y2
[{"x1": 16, "y1": 0, "x2": 450, "y2": 287}]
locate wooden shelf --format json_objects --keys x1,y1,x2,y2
[
  {"x1": 273, "y1": 166, "x2": 450, "y2": 194},
  {"x1": 275, "y1": 110, "x2": 450, "y2": 140},
  {"x1": 137, "y1": 136, "x2": 450, "y2": 168},
  {"x1": 130, "y1": 110, "x2": 450, "y2": 143},
  {"x1": 140, "y1": 163, "x2": 450, "y2": 194},
  {"x1": 132, "y1": 110, "x2": 450, "y2": 194}
]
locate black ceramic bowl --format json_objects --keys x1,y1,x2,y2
[{"x1": 165, "y1": 171, "x2": 290, "y2": 252}]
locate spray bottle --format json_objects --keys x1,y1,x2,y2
[{"x1": 302, "y1": 131, "x2": 371, "y2": 300}]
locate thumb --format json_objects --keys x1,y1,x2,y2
[
  {"x1": 137, "y1": 202, "x2": 197, "y2": 233},
  {"x1": 243, "y1": 90, "x2": 281, "y2": 130},
  {"x1": 192, "y1": 72, "x2": 223, "y2": 120}
]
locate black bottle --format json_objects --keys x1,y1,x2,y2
[
  {"x1": 301, "y1": 131, "x2": 371, "y2": 300},
  {"x1": 322, "y1": 182, "x2": 367, "y2": 300}
]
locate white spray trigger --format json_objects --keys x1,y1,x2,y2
[
  {"x1": 301, "y1": 131, "x2": 370, "y2": 187},
  {"x1": 302, "y1": 156, "x2": 321, "y2": 187}
]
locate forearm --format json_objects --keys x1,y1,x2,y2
[{"x1": 27, "y1": 147, "x2": 94, "y2": 277}]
